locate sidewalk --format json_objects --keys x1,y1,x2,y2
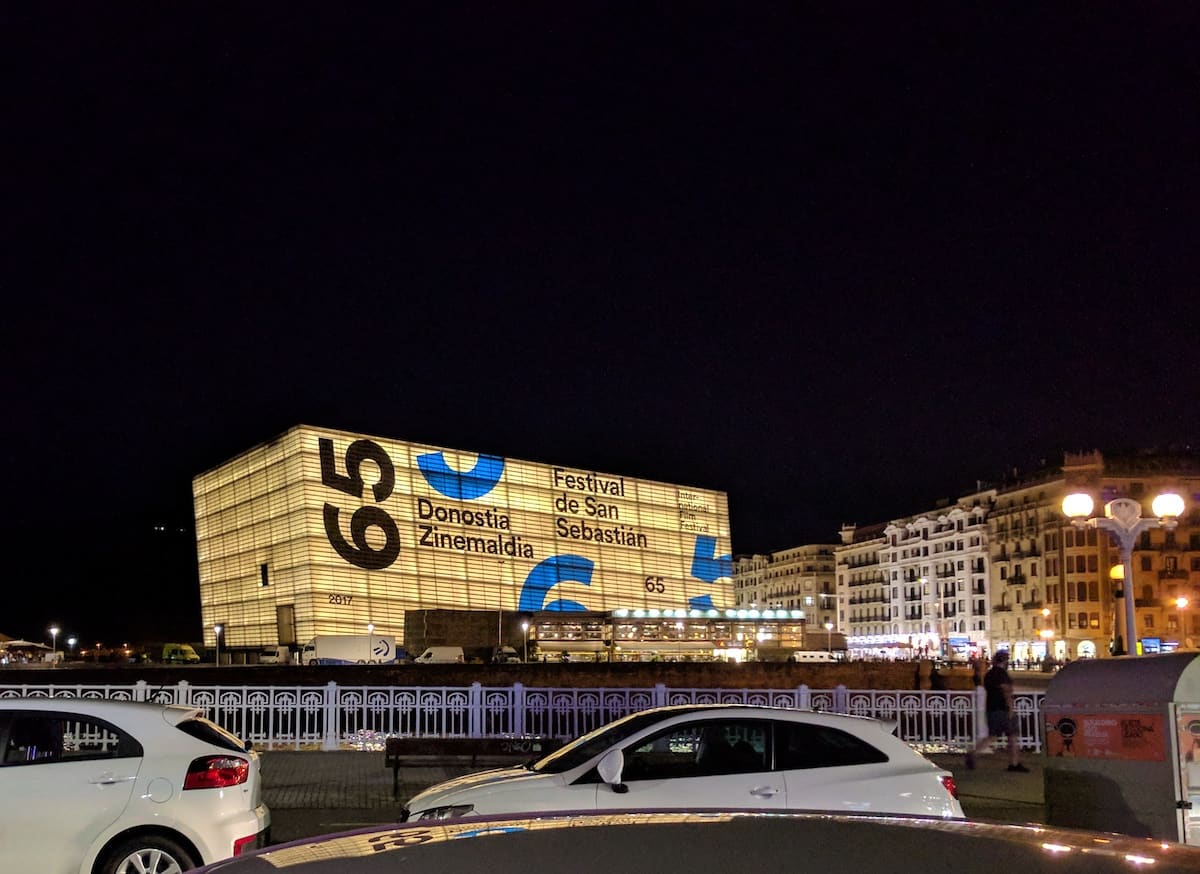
[
  {"x1": 258, "y1": 749, "x2": 1047, "y2": 844},
  {"x1": 928, "y1": 752, "x2": 1046, "y2": 824}
]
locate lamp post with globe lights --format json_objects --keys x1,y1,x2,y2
[
  {"x1": 214, "y1": 623, "x2": 223, "y2": 666},
  {"x1": 1062, "y1": 491, "x2": 1186, "y2": 657},
  {"x1": 521, "y1": 621, "x2": 529, "y2": 663},
  {"x1": 367, "y1": 622, "x2": 375, "y2": 663},
  {"x1": 824, "y1": 621, "x2": 834, "y2": 653},
  {"x1": 49, "y1": 625, "x2": 60, "y2": 662}
]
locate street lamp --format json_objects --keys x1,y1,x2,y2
[
  {"x1": 1063, "y1": 490, "x2": 1185, "y2": 657},
  {"x1": 48, "y1": 625, "x2": 60, "y2": 660},
  {"x1": 1039, "y1": 628, "x2": 1056, "y2": 663},
  {"x1": 521, "y1": 621, "x2": 529, "y2": 663},
  {"x1": 66, "y1": 636, "x2": 77, "y2": 659},
  {"x1": 1176, "y1": 597, "x2": 1190, "y2": 649},
  {"x1": 824, "y1": 621, "x2": 834, "y2": 653},
  {"x1": 214, "y1": 623, "x2": 223, "y2": 666},
  {"x1": 367, "y1": 622, "x2": 375, "y2": 663}
]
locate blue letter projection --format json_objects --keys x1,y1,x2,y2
[{"x1": 417, "y1": 451, "x2": 505, "y2": 499}]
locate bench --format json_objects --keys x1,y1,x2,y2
[{"x1": 384, "y1": 735, "x2": 564, "y2": 798}]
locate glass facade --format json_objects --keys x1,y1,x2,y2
[{"x1": 193, "y1": 425, "x2": 732, "y2": 648}]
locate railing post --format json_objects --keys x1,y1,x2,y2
[
  {"x1": 512, "y1": 682, "x2": 525, "y2": 737},
  {"x1": 322, "y1": 681, "x2": 339, "y2": 751},
  {"x1": 653, "y1": 683, "x2": 667, "y2": 708},
  {"x1": 468, "y1": 682, "x2": 484, "y2": 738},
  {"x1": 834, "y1": 684, "x2": 848, "y2": 714},
  {"x1": 133, "y1": 680, "x2": 148, "y2": 702},
  {"x1": 175, "y1": 680, "x2": 190, "y2": 707},
  {"x1": 973, "y1": 684, "x2": 986, "y2": 744},
  {"x1": 797, "y1": 684, "x2": 811, "y2": 710}
]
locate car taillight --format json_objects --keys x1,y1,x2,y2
[
  {"x1": 184, "y1": 755, "x2": 249, "y2": 790},
  {"x1": 232, "y1": 832, "x2": 264, "y2": 856},
  {"x1": 940, "y1": 775, "x2": 959, "y2": 799}
]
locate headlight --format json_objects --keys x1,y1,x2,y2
[{"x1": 415, "y1": 804, "x2": 476, "y2": 821}]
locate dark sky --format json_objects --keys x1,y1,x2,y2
[{"x1": 4, "y1": 4, "x2": 1197, "y2": 644}]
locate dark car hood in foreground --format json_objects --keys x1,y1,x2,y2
[{"x1": 196, "y1": 811, "x2": 1200, "y2": 874}]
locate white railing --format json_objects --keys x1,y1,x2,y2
[{"x1": 0, "y1": 681, "x2": 1044, "y2": 754}]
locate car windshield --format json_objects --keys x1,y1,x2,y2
[{"x1": 530, "y1": 707, "x2": 707, "y2": 774}]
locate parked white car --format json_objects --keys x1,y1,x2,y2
[
  {"x1": 403, "y1": 704, "x2": 963, "y2": 822},
  {"x1": 0, "y1": 697, "x2": 270, "y2": 874}
]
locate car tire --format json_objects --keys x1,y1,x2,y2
[{"x1": 99, "y1": 834, "x2": 198, "y2": 874}]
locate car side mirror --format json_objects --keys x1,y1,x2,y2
[{"x1": 597, "y1": 749, "x2": 628, "y2": 793}]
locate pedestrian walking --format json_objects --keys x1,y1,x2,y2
[{"x1": 966, "y1": 650, "x2": 1028, "y2": 772}]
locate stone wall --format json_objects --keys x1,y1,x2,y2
[{"x1": 2, "y1": 659, "x2": 980, "y2": 691}]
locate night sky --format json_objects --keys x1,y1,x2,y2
[{"x1": 5, "y1": 5, "x2": 1197, "y2": 644}]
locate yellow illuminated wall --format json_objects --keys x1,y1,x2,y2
[{"x1": 193, "y1": 425, "x2": 733, "y2": 648}]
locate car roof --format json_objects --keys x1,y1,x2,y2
[
  {"x1": 199, "y1": 811, "x2": 1200, "y2": 874},
  {"x1": 0, "y1": 697, "x2": 201, "y2": 725},
  {"x1": 627, "y1": 703, "x2": 892, "y2": 729}
]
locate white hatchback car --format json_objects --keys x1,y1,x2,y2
[
  {"x1": 0, "y1": 698, "x2": 270, "y2": 874},
  {"x1": 403, "y1": 704, "x2": 963, "y2": 822}
]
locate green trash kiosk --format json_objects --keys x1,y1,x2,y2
[{"x1": 1043, "y1": 652, "x2": 1200, "y2": 843}]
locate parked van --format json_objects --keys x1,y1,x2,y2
[
  {"x1": 162, "y1": 643, "x2": 200, "y2": 664},
  {"x1": 492, "y1": 646, "x2": 522, "y2": 664},
  {"x1": 258, "y1": 645, "x2": 292, "y2": 665},
  {"x1": 415, "y1": 646, "x2": 465, "y2": 664}
]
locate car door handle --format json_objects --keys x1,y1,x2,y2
[
  {"x1": 749, "y1": 786, "x2": 780, "y2": 798},
  {"x1": 89, "y1": 774, "x2": 136, "y2": 785}
]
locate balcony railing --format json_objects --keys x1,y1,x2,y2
[{"x1": 0, "y1": 678, "x2": 1047, "y2": 754}]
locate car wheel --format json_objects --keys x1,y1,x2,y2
[{"x1": 100, "y1": 835, "x2": 198, "y2": 874}]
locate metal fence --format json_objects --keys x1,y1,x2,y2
[{"x1": 0, "y1": 681, "x2": 1044, "y2": 754}]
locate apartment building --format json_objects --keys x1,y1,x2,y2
[
  {"x1": 732, "y1": 544, "x2": 838, "y2": 630},
  {"x1": 849, "y1": 452, "x2": 1198, "y2": 662},
  {"x1": 987, "y1": 473, "x2": 1072, "y2": 665},
  {"x1": 878, "y1": 497, "x2": 993, "y2": 661},
  {"x1": 1058, "y1": 451, "x2": 1200, "y2": 659},
  {"x1": 837, "y1": 523, "x2": 893, "y2": 658}
]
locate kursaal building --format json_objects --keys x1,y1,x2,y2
[{"x1": 193, "y1": 425, "x2": 733, "y2": 651}]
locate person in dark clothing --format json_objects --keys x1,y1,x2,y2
[{"x1": 965, "y1": 650, "x2": 1028, "y2": 772}]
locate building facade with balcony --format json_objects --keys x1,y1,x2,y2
[
  {"x1": 1060, "y1": 450, "x2": 1200, "y2": 659},
  {"x1": 879, "y1": 496, "x2": 993, "y2": 661},
  {"x1": 836, "y1": 522, "x2": 895, "y2": 658},
  {"x1": 986, "y1": 473, "x2": 1072, "y2": 665},
  {"x1": 986, "y1": 451, "x2": 1200, "y2": 664},
  {"x1": 731, "y1": 544, "x2": 838, "y2": 652}
]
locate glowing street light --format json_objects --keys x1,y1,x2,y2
[
  {"x1": 521, "y1": 621, "x2": 530, "y2": 663},
  {"x1": 48, "y1": 625, "x2": 60, "y2": 660},
  {"x1": 824, "y1": 621, "x2": 834, "y2": 653},
  {"x1": 1063, "y1": 490, "x2": 1185, "y2": 657},
  {"x1": 367, "y1": 622, "x2": 375, "y2": 663},
  {"x1": 1177, "y1": 597, "x2": 1191, "y2": 649},
  {"x1": 214, "y1": 623, "x2": 224, "y2": 666}
]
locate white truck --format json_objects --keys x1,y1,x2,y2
[{"x1": 299, "y1": 634, "x2": 398, "y2": 665}]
